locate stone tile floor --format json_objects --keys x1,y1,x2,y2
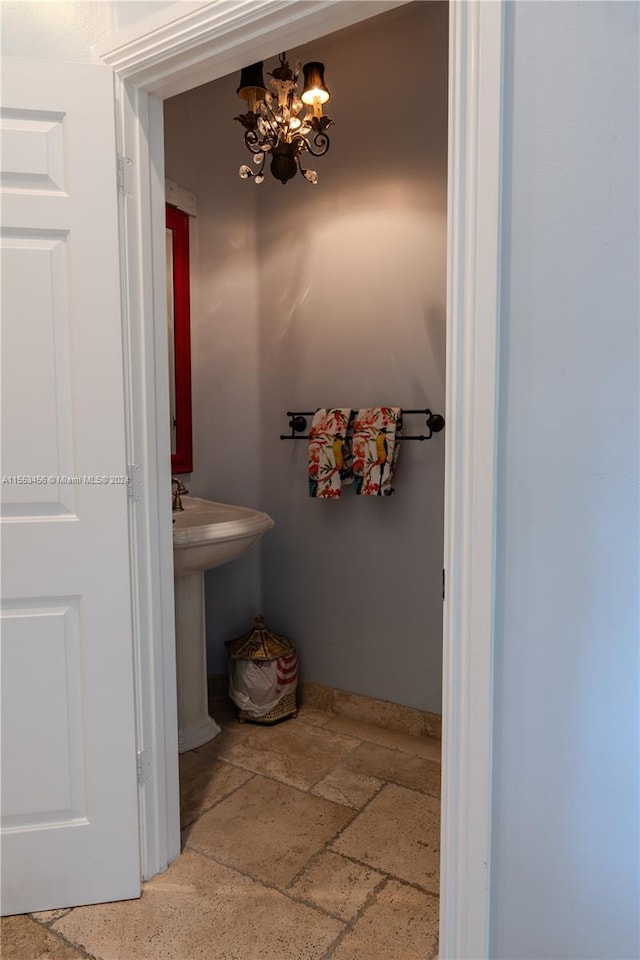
[{"x1": 1, "y1": 699, "x2": 441, "y2": 960}]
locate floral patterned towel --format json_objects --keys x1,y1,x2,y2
[
  {"x1": 352, "y1": 407, "x2": 403, "y2": 496},
  {"x1": 308, "y1": 408, "x2": 353, "y2": 499}
]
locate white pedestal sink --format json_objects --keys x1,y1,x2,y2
[{"x1": 172, "y1": 496, "x2": 274, "y2": 753}]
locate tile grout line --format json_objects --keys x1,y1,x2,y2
[
  {"x1": 284, "y1": 846, "x2": 332, "y2": 893},
  {"x1": 295, "y1": 710, "x2": 335, "y2": 728},
  {"x1": 301, "y1": 739, "x2": 367, "y2": 795},
  {"x1": 214, "y1": 710, "x2": 441, "y2": 760},
  {"x1": 198, "y1": 715, "x2": 440, "y2": 791},
  {"x1": 324, "y1": 845, "x2": 441, "y2": 901},
  {"x1": 217, "y1": 759, "x2": 435, "y2": 841},
  {"x1": 181, "y1": 841, "x2": 349, "y2": 929},
  {"x1": 319, "y1": 873, "x2": 391, "y2": 959},
  {"x1": 211, "y1": 741, "x2": 439, "y2": 804},
  {"x1": 308, "y1": 774, "x2": 385, "y2": 808},
  {"x1": 179, "y1": 767, "x2": 255, "y2": 830},
  {"x1": 203, "y1": 756, "x2": 365, "y2": 813},
  {"x1": 208, "y1": 716, "x2": 362, "y2": 759},
  {"x1": 180, "y1": 771, "x2": 259, "y2": 837},
  {"x1": 278, "y1": 778, "x2": 396, "y2": 909},
  {"x1": 27, "y1": 914, "x2": 99, "y2": 960},
  {"x1": 322, "y1": 781, "x2": 440, "y2": 899},
  {"x1": 312, "y1": 776, "x2": 389, "y2": 847},
  {"x1": 300, "y1": 713, "x2": 442, "y2": 762},
  {"x1": 30, "y1": 907, "x2": 73, "y2": 926},
  {"x1": 323, "y1": 721, "x2": 442, "y2": 759},
  {"x1": 330, "y1": 755, "x2": 441, "y2": 801}
]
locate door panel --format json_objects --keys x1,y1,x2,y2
[{"x1": 1, "y1": 58, "x2": 140, "y2": 915}]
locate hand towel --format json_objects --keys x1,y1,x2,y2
[
  {"x1": 352, "y1": 407, "x2": 403, "y2": 496},
  {"x1": 308, "y1": 408, "x2": 352, "y2": 498}
]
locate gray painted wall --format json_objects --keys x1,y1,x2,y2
[
  {"x1": 490, "y1": 3, "x2": 639, "y2": 957},
  {"x1": 164, "y1": 1, "x2": 449, "y2": 713},
  {"x1": 257, "y1": 3, "x2": 448, "y2": 713}
]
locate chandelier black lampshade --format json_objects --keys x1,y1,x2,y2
[
  {"x1": 236, "y1": 61, "x2": 267, "y2": 100},
  {"x1": 301, "y1": 62, "x2": 330, "y2": 106}
]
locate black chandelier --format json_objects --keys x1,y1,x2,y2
[{"x1": 234, "y1": 53, "x2": 333, "y2": 185}]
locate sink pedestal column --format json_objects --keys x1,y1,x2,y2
[{"x1": 174, "y1": 571, "x2": 222, "y2": 753}]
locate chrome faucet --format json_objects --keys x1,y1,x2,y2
[{"x1": 172, "y1": 477, "x2": 188, "y2": 511}]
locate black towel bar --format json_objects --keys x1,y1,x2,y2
[{"x1": 279, "y1": 409, "x2": 445, "y2": 441}]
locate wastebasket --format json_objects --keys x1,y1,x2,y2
[{"x1": 225, "y1": 615, "x2": 298, "y2": 724}]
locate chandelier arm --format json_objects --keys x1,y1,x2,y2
[
  {"x1": 254, "y1": 152, "x2": 266, "y2": 179},
  {"x1": 244, "y1": 130, "x2": 264, "y2": 153},
  {"x1": 289, "y1": 134, "x2": 307, "y2": 157},
  {"x1": 305, "y1": 131, "x2": 331, "y2": 157},
  {"x1": 266, "y1": 121, "x2": 282, "y2": 147},
  {"x1": 264, "y1": 125, "x2": 279, "y2": 149},
  {"x1": 295, "y1": 148, "x2": 318, "y2": 184},
  {"x1": 253, "y1": 100, "x2": 279, "y2": 147}
]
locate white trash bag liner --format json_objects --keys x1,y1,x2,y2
[{"x1": 229, "y1": 651, "x2": 298, "y2": 718}]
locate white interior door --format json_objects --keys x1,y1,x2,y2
[{"x1": 1, "y1": 58, "x2": 140, "y2": 915}]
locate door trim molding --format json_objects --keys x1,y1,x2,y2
[
  {"x1": 98, "y1": 0, "x2": 412, "y2": 99},
  {"x1": 104, "y1": 1, "x2": 505, "y2": 955},
  {"x1": 441, "y1": 2, "x2": 505, "y2": 956},
  {"x1": 113, "y1": 79, "x2": 181, "y2": 879}
]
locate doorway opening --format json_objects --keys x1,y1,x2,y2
[{"x1": 164, "y1": 4, "x2": 446, "y2": 955}]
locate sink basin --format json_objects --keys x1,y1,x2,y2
[{"x1": 173, "y1": 496, "x2": 274, "y2": 577}]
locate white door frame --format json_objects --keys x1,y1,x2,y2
[{"x1": 100, "y1": 2, "x2": 504, "y2": 957}]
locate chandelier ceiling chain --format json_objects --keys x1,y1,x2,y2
[{"x1": 234, "y1": 53, "x2": 334, "y2": 185}]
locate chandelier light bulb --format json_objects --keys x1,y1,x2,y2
[{"x1": 301, "y1": 62, "x2": 330, "y2": 119}]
